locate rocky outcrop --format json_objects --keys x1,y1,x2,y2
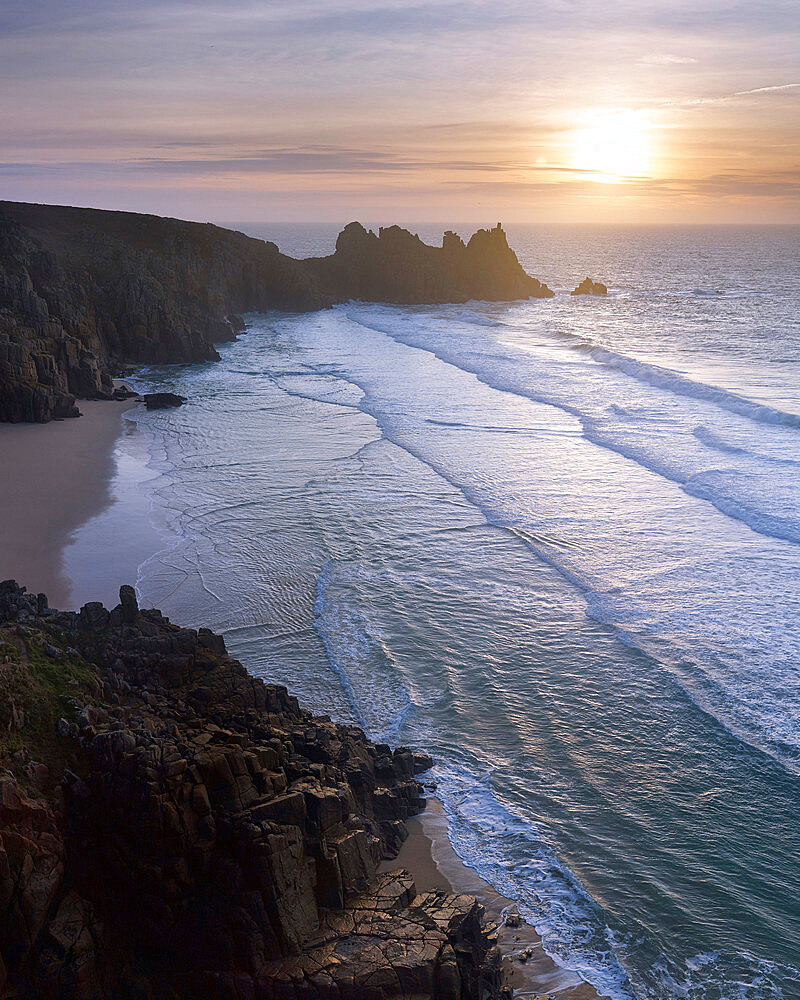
[
  {"x1": 143, "y1": 391, "x2": 186, "y2": 410},
  {"x1": 0, "y1": 581, "x2": 503, "y2": 999},
  {"x1": 308, "y1": 222, "x2": 553, "y2": 305},
  {"x1": 571, "y1": 277, "x2": 607, "y2": 296},
  {"x1": 0, "y1": 201, "x2": 554, "y2": 423},
  {"x1": 112, "y1": 384, "x2": 138, "y2": 401}
]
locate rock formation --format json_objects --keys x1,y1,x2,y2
[
  {"x1": 0, "y1": 202, "x2": 327, "y2": 423},
  {"x1": 112, "y1": 384, "x2": 138, "y2": 401},
  {"x1": 0, "y1": 580, "x2": 504, "y2": 999},
  {"x1": 571, "y1": 277, "x2": 607, "y2": 296},
  {"x1": 308, "y1": 222, "x2": 553, "y2": 305},
  {"x1": 0, "y1": 201, "x2": 553, "y2": 423},
  {"x1": 143, "y1": 392, "x2": 186, "y2": 410}
]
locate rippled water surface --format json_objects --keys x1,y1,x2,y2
[{"x1": 79, "y1": 225, "x2": 800, "y2": 999}]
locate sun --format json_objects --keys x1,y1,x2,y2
[{"x1": 571, "y1": 111, "x2": 652, "y2": 181}]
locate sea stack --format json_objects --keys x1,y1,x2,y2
[
  {"x1": 571, "y1": 277, "x2": 608, "y2": 296},
  {"x1": 308, "y1": 220, "x2": 555, "y2": 304}
]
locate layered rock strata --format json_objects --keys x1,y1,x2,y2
[
  {"x1": 0, "y1": 201, "x2": 553, "y2": 423},
  {"x1": 0, "y1": 581, "x2": 504, "y2": 999}
]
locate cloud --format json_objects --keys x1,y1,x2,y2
[
  {"x1": 662, "y1": 82, "x2": 800, "y2": 109},
  {"x1": 0, "y1": 147, "x2": 514, "y2": 179},
  {"x1": 638, "y1": 54, "x2": 698, "y2": 66},
  {"x1": 734, "y1": 83, "x2": 800, "y2": 96},
  {"x1": 1, "y1": 0, "x2": 798, "y2": 220}
]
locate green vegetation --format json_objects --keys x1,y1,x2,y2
[{"x1": 0, "y1": 622, "x2": 98, "y2": 791}]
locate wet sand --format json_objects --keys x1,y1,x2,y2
[
  {"x1": 381, "y1": 798, "x2": 603, "y2": 999},
  {"x1": 0, "y1": 399, "x2": 136, "y2": 609}
]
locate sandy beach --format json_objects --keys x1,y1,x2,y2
[
  {"x1": 0, "y1": 399, "x2": 135, "y2": 609},
  {"x1": 382, "y1": 798, "x2": 603, "y2": 999}
]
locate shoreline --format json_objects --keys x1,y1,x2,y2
[
  {"x1": 0, "y1": 398, "x2": 135, "y2": 609},
  {"x1": 383, "y1": 798, "x2": 603, "y2": 999},
  {"x1": 0, "y1": 389, "x2": 604, "y2": 998}
]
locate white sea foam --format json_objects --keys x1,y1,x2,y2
[
  {"x1": 341, "y1": 304, "x2": 800, "y2": 547},
  {"x1": 109, "y1": 225, "x2": 800, "y2": 1000},
  {"x1": 589, "y1": 346, "x2": 800, "y2": 429},
  {"x1": 295, "y1": 305, "x2": 800, "y2": 770}
]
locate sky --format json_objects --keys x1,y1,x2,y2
[{"x1": 1, "y1": 0, "x2": 798, "y2": 224}]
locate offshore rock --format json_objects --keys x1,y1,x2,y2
[
  {"x1": 571, "y1": 277, "x2": 608, "y2": 296},
  {"x1": 143, "y1": 391, "x2": 186, "y2": 410},
  {"x1": 0, "y1": 581, "x2": 504, "y2": 999},
  {"x1": 0, "y1": 202, "x2": 554, "y2": 422}
]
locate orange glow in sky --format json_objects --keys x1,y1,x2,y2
[
  {"x1": 571, "y1": 112, "x2": 653, "y2": 182},
  {"x1": 1, "y1": 1, "x2": 798, "y2": 223}
]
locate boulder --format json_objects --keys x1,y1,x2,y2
[
  {"x1": 112, "y1": 383, "x2": 138, "y2": 400},
  {"x1": 143, "y1": 391, "x2": 187, "y2": 410},
  {"x1": 119, "y1": 584, "x2": 139, "y2": 624}
]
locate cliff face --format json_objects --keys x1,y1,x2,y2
[
  {"x1": 0, "y1": 202, "x2": 327, "y2": 422},
  {"x1": 0, "y1": 581, "x2": 503, "y2": 999},
  {"x1": 0, "y1": 201, "x2": 553, "y2": 423}
]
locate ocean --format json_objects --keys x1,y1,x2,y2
[{"x1": 66, "y1": 224, "x2": 800, "y2": 999}]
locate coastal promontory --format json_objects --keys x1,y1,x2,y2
[
  {"x1": 309, "y1": 221, "x2": 553, "y2": 305},
  {"x1": 0, "y1": 201, "x2": 552, "y2": 424},
  {"x1": 0, "y1": 580, "x2": 504, "y2": 999}
]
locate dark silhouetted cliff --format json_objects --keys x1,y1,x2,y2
[
  {"x1": 0, "y1": 202, "x2": 327, "y2": 422},
  {"x1": 308, "y1": 221, "x2": 553, "y2": 305},
  {"x1": 0, "y1": 201, "x2": 553, "y2": 423}
]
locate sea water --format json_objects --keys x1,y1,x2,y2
[{"x1": 68, "y1": 224, "x2": 800, "y2": 999}]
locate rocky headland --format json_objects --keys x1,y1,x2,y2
[
  {"x1": 308, "y1": 222, "x2": 553, "y2": 306},
  {"x1": 0, "y1": 201, "x2": 552, "y2": 423},
  {"x1": 0, "y1": 580, "x2": 505, "y2": 999}
]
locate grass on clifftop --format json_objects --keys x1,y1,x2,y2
[{"x1": 0, "y1": 622, "x2": 99, "y2": 793}]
